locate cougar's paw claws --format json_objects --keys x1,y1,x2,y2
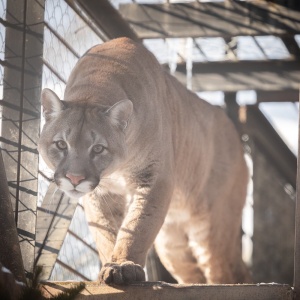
[{"x1": 99, "y1": 261, "x2": 145, "y2": 285}]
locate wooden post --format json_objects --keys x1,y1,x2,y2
[
  {"x1": 294, "y1": 98, "x2": 300, "y2": 299},
  {"x1": 0, "y1": 0, "x2": 44, "y2": 281},
  {"x1": 0, "y1": 149, "x2": 25, "y2": 283}
]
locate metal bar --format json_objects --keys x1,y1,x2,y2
[
  {"x1": 294, "y1": 96, "x2": 300, "y2": 299},
  {"x1": 67, "y1": 229, "x2": 98, "y2": 255},
  {"x1": 56, "y1": 259, "x2": 90, "y2": 281},
  {"x1": 42, "y1": 60, "x2": 67, "y2": 85},
  {"x1": 0, "y1": 149, "x2": 25, "y2": 283},
  {"x1": 44, "y1": 22, "x2": 80, "y2": 59}
]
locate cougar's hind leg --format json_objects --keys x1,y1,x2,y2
[
  {"x1": 190, "y1": 181, "x2": 251, "y2": 284},
  {"x1": 154, "y1": 221, "x2": 206, "y2": 284},
  {"x1": 191, "y1": 215, "x2": 250, "y2": 284}
]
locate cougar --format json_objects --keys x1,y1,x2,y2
[{"x1": 38, "y1": 37, "x2": 250, "y2": 284}]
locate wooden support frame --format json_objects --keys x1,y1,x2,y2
[
  {"x1": 256, "y1": 90, "x2": 299, "y2": 103},
  {"x1": 40, "y1": 282, "x2": 293, "y2": 299},
  {"x1": 294, "y1": 98, "x2": 300, "y2": 299},
  {"x1": 119, "y1": 1, "x2": 300, "y2": 39},
  {"x1": 0, "y1": 0, "x2": 44, "y2": 280},
  {"x1": 243, "y1": 105, "x2": 297, "y2": 188},
  {"x1": 72, "y1": 0, "x2": 139, "y2": 42},
  {"x1": 0, "y1": 149, "x2": 25, "y2": 283},
  {"x1": 35, "y1": 183, "x2": 77, "y2": 280},
  {"x1": 174, "y1": 60, "x2": 300, "y2": 93}
]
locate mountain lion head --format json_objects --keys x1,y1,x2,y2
[{"x1": 38, "y1": 88, "x2": 133, "y2": 199}]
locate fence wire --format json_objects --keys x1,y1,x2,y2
[
  {"x1": 39, "y1": 0, "x2": 103, "y2": 281},
  {"x1": 0, "y1": 0, "x2": 6, "y2": 101}
]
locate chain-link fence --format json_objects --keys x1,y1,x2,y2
[
  {"x1": 38, "y1": 0, "x2": 104, "y2": 281},
  {"x1": 0, "y1": 0, "x2": 6, "y2": 133}
]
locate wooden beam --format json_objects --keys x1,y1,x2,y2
[
  {"x1": 35, "y1": 183, "x2": 77, "y2": 280},
  {"x1": 244, "y1": 105, "x2": 297, "y2": 189},
  {"x1": 256, "y1": 90, "x2": 299, "y2": 103},
  {"x1": 173, "y1": 60, "x2": 300, "y2": 92},
  {"x1": 74, "y1": 0, "x2": 139, "y2": 41},
  {"x1": 1, "y1": 0, "x2": 44, "y2": 281},
  {"x1": 40, "y1": 282, "x2": 293, "y2": 300},
  {"x1": 281, "y1": 36, "x2": 300, "y2": 60},
  {"x1": 294, "y1": 98, "x2": 300, "y2": 299},
  {"x1": 119, "y1": 1, "x2": 300, "y2": 39},
  {"x1": 252, "y1": 138, "x2": 295, "y2": 284},
  {"x1": 0, "y1": 149, "x2": 25, "y2": 283}
]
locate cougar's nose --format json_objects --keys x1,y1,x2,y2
[{"x1": 66, "y1": 173, "x2": 85, "y2": 186}]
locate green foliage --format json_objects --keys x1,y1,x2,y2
[
  {"x1": 51, "y1": 282, "x2": 86, "y2": 300},
  {"x1": 22, "y1": 265, "x2": 86, "y2": 299}
]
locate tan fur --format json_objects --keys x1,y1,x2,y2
[{"x1": 38, "y1": 38, "x2": 250, "y2": 284}]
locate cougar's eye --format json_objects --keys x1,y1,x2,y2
[
  {"x1": 55, "y1": 140, "x2": 67, "y2": 150},
  {"x1": 92, "y1": 144, "x2": 105, "y2": 154}
]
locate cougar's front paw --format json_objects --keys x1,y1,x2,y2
[{"x1": 99, "y1": 261, "x2": 145, "y2": 285}]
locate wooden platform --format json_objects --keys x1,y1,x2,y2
[{"x1": 40, "y1": 281, "x2": 294, "y2": 300}]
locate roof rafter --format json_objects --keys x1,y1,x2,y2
[{"x1": 119, "y1": 1, "x2": 300, "y2": 39}]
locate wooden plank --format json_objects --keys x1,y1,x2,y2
[
  {"x1": 252, "y1": 143, "x2": 295, "y2": 284},
  {"x1": 256, "y1": 90, "x2": 299, "y2": 103},
  {"x1": 0, "y1": 149, "x2": 25, "y2": 283},
  {"x1": 281, "y1": 36, "x2": 300, "y2": 60},
  {"x1": 1, "y1": 0, "x2": 25, "y2": 226},
  {"x1": 294, "y1": 98, "x2": 300, "y2": 299},
  {"x1": 173, "y1": 60, "x2": 300, "y2": 92},
  {"x1": 1, "y1": 0, "x2": 45, "y2": 281},
  {"x1": 243, "y1": 105, "x2": 297, "y2": 189},
  {"x1": 40, "y1": 282, "x2": 293, "y2": 300},
  {"x1": 119, "y1": 1, "x2": 300, "y2": 39},
  {"x1": 74, "y1": 0, "x2": 139, "y2": 41},
  {"x1": 35, "y1": 183, "x2": 78, "y2": 280}
]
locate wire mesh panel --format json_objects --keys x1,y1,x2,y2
[
  {"x1": 0, "y1": 0, "x2": 6, "y2": 137},
  {"x1": 1, "y1": 0, "x2": 44, "y2": 280},
  {"x1": 0, "y1": 0, "x2": 6, "y2": 101},
  {"x1": 51, "y1": 205, "x2": 100, "y2": 281},
  {"x1": 38, "y1": 0, "x2": 103, "y2": 281}
]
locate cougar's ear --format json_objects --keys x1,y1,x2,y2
[
  {"x1": 105, "y1": 100, "x2": 133, "y2": 131},
  {"x1": 41, "y1": 88, "x2": 65, "y2": 121}
]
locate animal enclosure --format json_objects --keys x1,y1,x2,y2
[{"x1": 0, "y1": 0, "x2": 299, "y2": 298}]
